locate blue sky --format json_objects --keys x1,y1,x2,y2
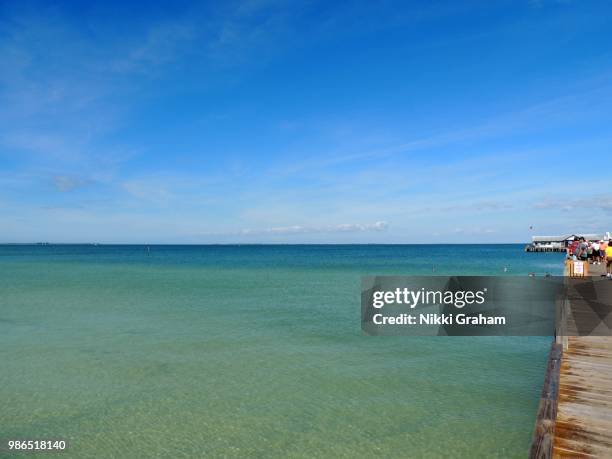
[{"x1": 0, "y1": 0, "x2": 611, "y2": 243}]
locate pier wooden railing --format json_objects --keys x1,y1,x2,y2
[
  {"x1": 531, "y1": 260, "x2": 612, "y2": 457},
  {"x1": 529, "y1": 341, "x2": 562, "y2": 458},
  {"x1": 529, "y1": 258, "x2": 579, "y2": 457}
]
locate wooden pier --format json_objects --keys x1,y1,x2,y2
[
  {"x1": 530, "y1": 263, "x2": 612, "y2": 458},
  {"x1": 525, "y1": 245, "x2": 566, "y2": 253},
  {"x1": 554, "y1": 335, "x2": 612, "y2": 457}
]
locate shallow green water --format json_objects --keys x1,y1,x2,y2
[{"x1": 0, "y1": 245, "x2": 565, "y2": 458}]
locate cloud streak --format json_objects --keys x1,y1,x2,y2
[
  {"x1": 533, "y1": 194, "x2": 612, "y2": 214},
  {"x1": 238, "y1": 221, "x2": 389, "y2": 236},
  {"x1": 53, "y1": 175, "x2": 91, "y2": 192}
]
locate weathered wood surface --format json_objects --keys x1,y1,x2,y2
[
  {"x1": 531, "y1": 262, "x2": 612, "y2": 458},
  {"x1": 552, "y1": 335, "x2": 612, "y2": 458},
  {"x1": 530, "y1": 342, "x2": 563, "y2": 459},
  {"x1": 553, "y1": 263, "x2": 612, "y2": 458}
]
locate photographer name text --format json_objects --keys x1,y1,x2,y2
[{"x1": 372, "y1": 312, "x2": 506, "y2": 326}]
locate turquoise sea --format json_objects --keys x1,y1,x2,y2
[{"x1": 0, "y1": 245, "x2": 565, "y2": 458}]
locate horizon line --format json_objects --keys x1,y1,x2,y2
[{"x1": 0, "y1": 242, "x2": 533, "y2": 246}]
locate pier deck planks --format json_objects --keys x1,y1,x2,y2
[
  {"x1": 531, "y1": 263, "x2": 612, "y2": 458},
  {"x1": 553, "y1": 335, "x2": 612, "y2": 458},
  {"x1": 553, "y1": 263, "x2": 612, "y2": 458}
]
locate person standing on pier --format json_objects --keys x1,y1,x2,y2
[
  {"x1": 592, "y1": 240, "x2": 601, "y2": 264},
  {"x1": 606, "y1": 241, "x2": 612, "y2": 278},
  {"x1": 576, "y1": 237, "x2": 589, "y2": 261}
]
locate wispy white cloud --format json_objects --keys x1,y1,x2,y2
[
  {"x1": 533, "y1": 194, "x2": 612, "y2": 213},
  {"x1": 121, "y1": 179, "x2": 173, "y2": 205},
  {"x1": 452, "y1": 227, "x2": 497, "y2": 235},
  {"x1": 53, "y1": 175, "x2": 92, "y2": 192},
  {"x1": 529, "y1": 0, "x2": 573, "y2": 8},
  {"x1": 109, "y1": 21, "x2": 197, "y2": 75},
  {"x1": 238, "y1": 221, "x2": 389, "y2": 236},
  {"x1": 275, "y1": 79, "x2": 612, "y2": 176}
]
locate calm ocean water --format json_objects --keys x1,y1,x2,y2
[{"x1": 0, "y1": 245, "x2": 565, "y2": 458}]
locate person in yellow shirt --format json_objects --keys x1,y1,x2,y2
[{"x1": 606, "y1": 242, "x2": 612, "y2": 278}]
